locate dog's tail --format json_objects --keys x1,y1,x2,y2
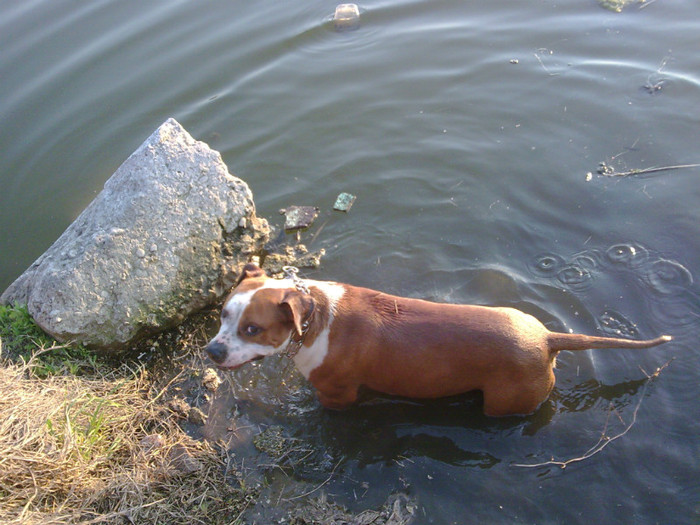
[{"x1": 547, "y1": 332, "x2": 672, "y2": 354}]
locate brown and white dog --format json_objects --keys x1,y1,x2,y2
[{"x1": 205, "y1": 263, "x2": 672, "y2": 416}]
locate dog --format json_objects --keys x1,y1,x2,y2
[{"x1": 205, "y1": 263, "x2": 672, "y2": 416}]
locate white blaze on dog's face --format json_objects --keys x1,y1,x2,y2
[{"x1": 206, "y1": 272, "x2": 305, "y2": 370}]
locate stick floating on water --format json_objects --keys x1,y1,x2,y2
[{"x1": 592, "y1": 162, "x2": 700, "y2": 178}]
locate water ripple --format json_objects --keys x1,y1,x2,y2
[
  {"x1": 606, "y1": 243, "x2": 649, "y2": 268},
  {"x1": 571, "y1": 251, "x2": 602, "y2": 271},
  {"x1": 528, "y1": 242, "x2": 698, "y2": 332},
  {"x1": 644, "y1": 259, "x2": 693, "y2": 295},
  {"x1": 529, "y1": 253, "x2": 565, "y2": 277},
  {"x1": 556, "y1": 264, "x2": 594, "y2": 292}
]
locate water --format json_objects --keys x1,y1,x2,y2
[{"x1": 1, "y1": 0, "x2": 699, "y2": 522}]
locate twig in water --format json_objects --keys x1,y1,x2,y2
[
  {"x1": 533, "y1": 49, "x2": 559, "y2": 77},
  {"x1": 512, "y1": 358, "x2": 674, "y2": 470},
  {"x1": 597, "y1": 163, "x2": 700, "y2": 178}
]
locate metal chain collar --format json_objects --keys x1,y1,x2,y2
[
  {"x1": 283, "y1": 266, "x2": 310, "y2": 294},
  {"x1": 282, "y1": 266, "x2": 314, "y2": 358}
]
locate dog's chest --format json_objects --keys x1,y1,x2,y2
[
  {"x1": 291, "y1": 280, "x2": 345, "y2": 378},
  {"x1": 293, "y1": 325, "x2": 331, "y2": 378}
]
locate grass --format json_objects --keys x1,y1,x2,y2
[
  {"x1": 0, "y1": 304, "x2": 251, "y2": 525},
  {"x1": 0, "y1": 304, "x2": 98, "y2": 377}
]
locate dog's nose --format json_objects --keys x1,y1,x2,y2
[{"x1": 205, "y1": 341, "x2": 227, "y2": 364}]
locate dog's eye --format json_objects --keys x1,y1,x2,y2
[{"x1": 242, "y1": 324, "x2": 262, "y2": 337}]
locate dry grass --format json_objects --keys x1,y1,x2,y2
[{"x1": 0, "y1": 346, "x2": 248, "y2": 525}]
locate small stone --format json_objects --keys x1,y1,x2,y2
[
  {"x1": 136, "y1": 248, "x2": 146, "y2": 258},
  {"x1": 168, "y1": 444, "x2": 203, "y2": 475},
  {"x1": 168, "y1": 397, "x2": 191, "y2": 419},
  {"x1": 140, "y1": 433, "x2": 166, "y2": 454},
  {"x1": 202, "y1": 368, "x2": 222, "y2": 392},
  {"x1": 333, "y1": 192, "x2": 356, "y2": 212},
  {"x1": 334, "y1": 3, "x2": 360, "y2": 31},
  {"x1": 281, "y1": 206, "x2": 320, "y2": 232},
  {"x1": 188, "y1": 407, "x2": 207, "y2": 425}
]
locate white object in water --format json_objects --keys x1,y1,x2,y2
[{"x1": 334, "y1": 3, "x2": 360, "y2": 30}]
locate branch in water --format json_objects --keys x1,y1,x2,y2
[{"x1": 512, "y1": 358, "x2": 675, "y2": 470}]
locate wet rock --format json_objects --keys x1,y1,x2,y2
[
  {"x1": 168, "y1": 397, "x2": 192, "y2": 420},
  {"x1": 334, "y1": 3, "x2": 360, "y2": 31},
  {"x1": 333, "y1": 192, "x2": 356, "y2": 212},
  {"x1": 202, "y1": 368, "x2": 222, "y2": 392},
  {"x1": 0, "y1": 118, "x2": 269, "y2": 352},
  {"x1": 280, "y1": 206, "x2": 320, "y2": 232},
  {"x1": 188, "y1": 406, "x2": 207, "y2": 426},
  {"x1": 262, "y1": 244, "x2": 325, "y2": 276}
]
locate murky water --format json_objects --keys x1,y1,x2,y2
[{"x1": 1, "y1": 0, "x2": 699, "y2": 522}]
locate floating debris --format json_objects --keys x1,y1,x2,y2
[
  {"x1": 642, "y1": 79, "x2": 664, "y2": 95},
  {"x1": 333, "y1": 3, "x2": 360, "y2": 31},
  {"x1": 594, "y1": 161, "x2": 700, "y2": 178},
  {"x1": 280, "y1": 205, "x2": 320, "y2": 232},
  {"x1": 597, "y1": 161, "x2": 615, "y2": 176},
  {"x1": 333, "y1": 192, "x2": 357, "y2": 212}
]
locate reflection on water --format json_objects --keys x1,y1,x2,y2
[{"x1": 195, "y1": 360, "x2": 668, "y2": 497}]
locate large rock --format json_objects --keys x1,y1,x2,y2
[{"x1": 1, "y1": 118, "x2": 269, "y2": 352}]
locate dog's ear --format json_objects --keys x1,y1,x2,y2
[
  {"x1": 279, "y1": 290, "x2": 314, "y2": 336},
  {"x1": 235, "y1": 263, "x2": 265, "y2": 286}
]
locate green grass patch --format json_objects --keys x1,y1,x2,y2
[{"x1": 0, "y1": 303, "x2": 99, "y2": 376}]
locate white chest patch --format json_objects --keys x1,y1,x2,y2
[{"x1": 293, "y1": 280, "x2": 345, "y2": 378}]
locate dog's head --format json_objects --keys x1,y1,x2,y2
[{"x1": 205, "y1": 263, "x2": 314, "y2": 369}]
